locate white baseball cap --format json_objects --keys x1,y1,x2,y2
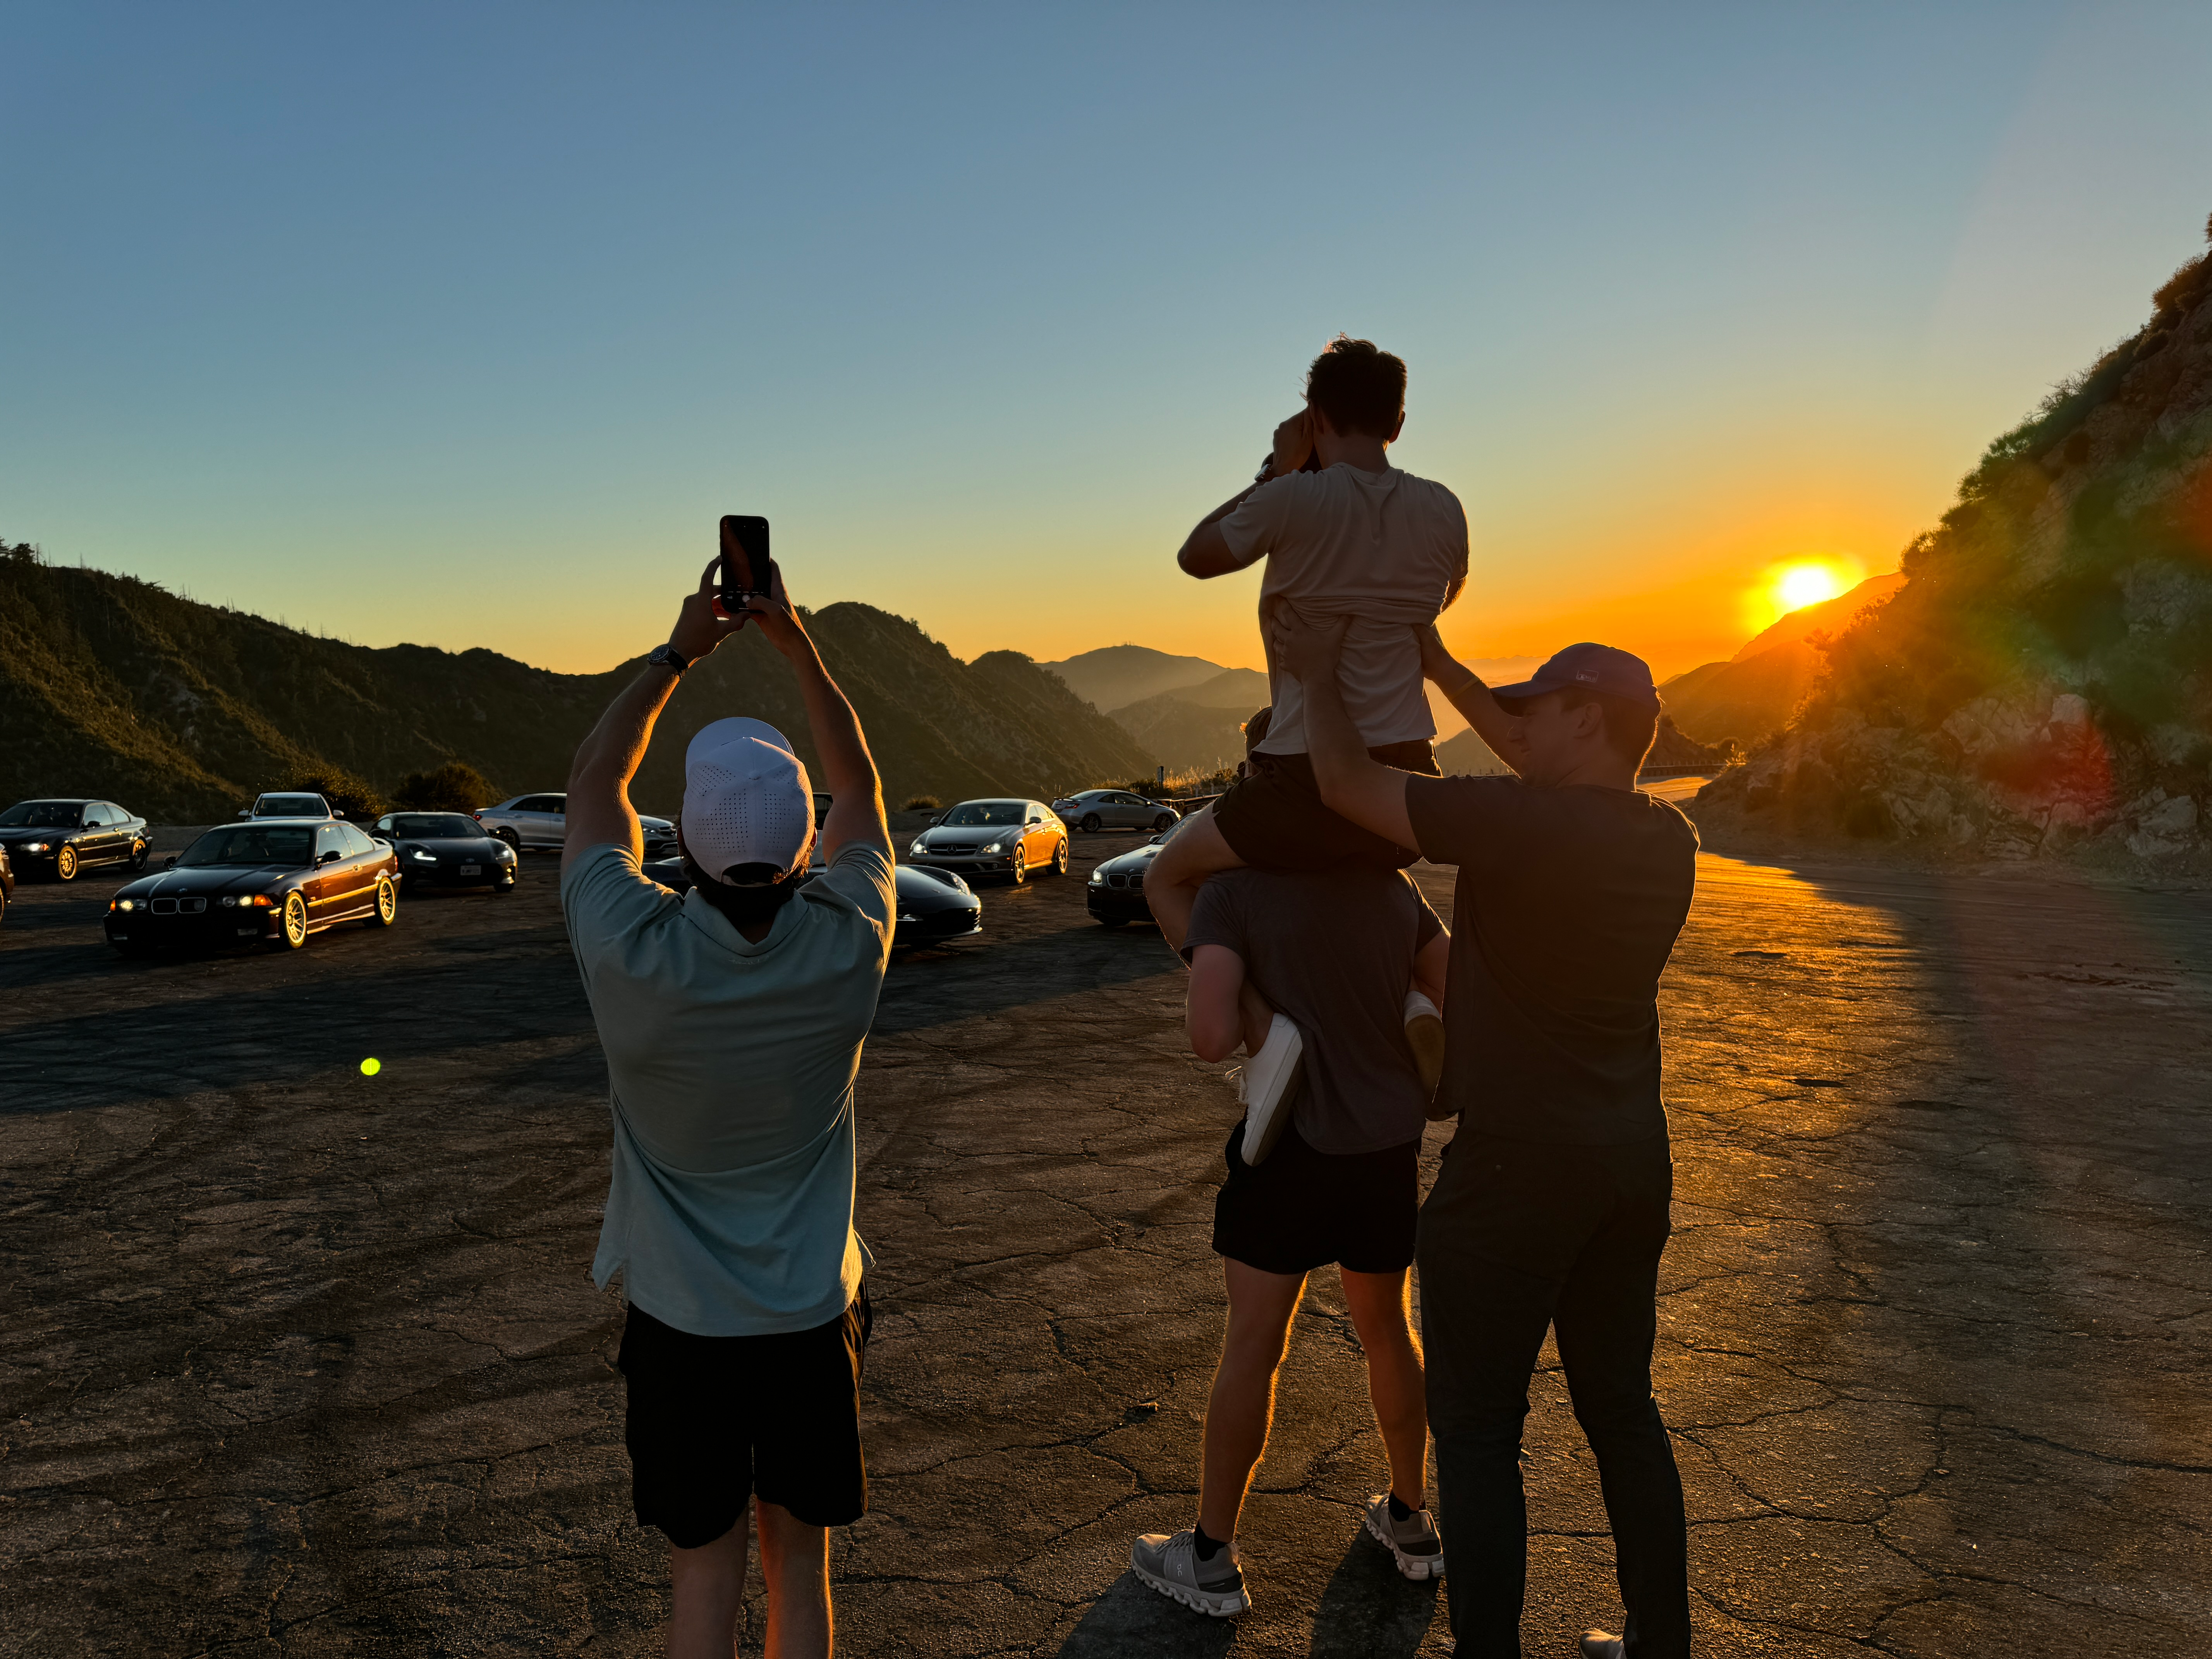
[{"x1": 681, "y1": 717, "x2": 815, "y2": 881}]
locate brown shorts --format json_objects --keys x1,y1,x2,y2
[{"x1": 1209, "y1": 740, "x2": 1439, "y2": 871}]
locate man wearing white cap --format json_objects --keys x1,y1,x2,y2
[{"x1": 560, "y1": 559, "x2": 893, "y2": 1659}]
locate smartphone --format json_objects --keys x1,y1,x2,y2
[{"x1": 718, "y1": 515, "x2": 776, "y2": 614}]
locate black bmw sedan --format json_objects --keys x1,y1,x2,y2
[
  {"x1": 105, "y1": 818, "x2": 400, "y2": 954},
  {"x1": 1085, "y1": 830, "x2": 1170, "y2": 927},
  {"x1": 370, "y1": 811, "x2": 519, "y2": 892},
  {"x1": 641, "y1": 854, "x2": 982, "y2": 951},
  {"x1": 0, "y1": 798, "x2": 150, "y2": 881}
]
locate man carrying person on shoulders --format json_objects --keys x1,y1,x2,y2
[
  {"x1": 561, "y1": 559, "x2": 895, "y2": 1659},
  {"x1": 1273, "y1": 613, "x2": 1699, "y2": 1659}
]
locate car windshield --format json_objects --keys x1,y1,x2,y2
[
  {"x1": 0, "y1": 801, "x2": 82, "y2": 827},
  {"x1": 386, "y1": 814, "x2": 478, "y2": 837},
  {"x1": 258, "y1": 796, "x2": 325, "y2": 815},
  {"x1": 940, "y1": 801, "x2": 1025, "y2": 826},
  {"x1": 179, "y1": 826, "x2": 315, "y2": 868}
]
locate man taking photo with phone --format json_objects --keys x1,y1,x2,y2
[{"x1": 562, "y1": 559, "x2": 895, "y2": 1659}]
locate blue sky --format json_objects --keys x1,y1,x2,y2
[{"x1": 6, "y1": 2, "x2": 2211, "y2": 676}]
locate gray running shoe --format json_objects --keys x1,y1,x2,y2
[
  {"x1": 1364, "y1": 1492, "x2": 1444, "y2": 1580},
  {"x1": 1405, "y1": 989, "x2": 1448, "y2": 1108},
  {"x1": 1129, "y1": 1527, "x2": 1249, "y2": 1616},
  {"x1": 1580, "y1": 1634, "x2": 1625, "y2": 1659}
]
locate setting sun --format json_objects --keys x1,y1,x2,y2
[
  {"x1": 1738, "y1": 556, "x2": 1864, "y2": 637},
  {"x1": 1775, "y1": 562, "x2": 1845, "y2": 611}
]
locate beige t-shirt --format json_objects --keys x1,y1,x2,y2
[{"x1": 1216, "y1": 463, "x2": 1469, "y2": 754}]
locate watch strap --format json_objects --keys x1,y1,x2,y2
[{"x1": 648, "y1": 643, "x2": 690, "y2": 674}]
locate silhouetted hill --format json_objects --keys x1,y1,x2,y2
[
  {"x1": 1661, "y1": 574, "x2": 1905, "y2": 748},
  {"x1": 1041, "y1": 644, "x2": 1238, "y2": 713},
  {"x1": 1102, "y1": 668, "x2": 1275, "y2": 772},
  {"x1": 1436, "y1": 729, "x2": 1511, "y2": 776},
  {"x1": 1697, "y1": 210, "x2": 2212, "y2": 865},
  {"x1": 0, "y1": 553, "x2": 1154, "y2": 819}
]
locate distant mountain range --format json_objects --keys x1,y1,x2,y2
[
  {"x1": 1658, "y1": 574, "x2": 1906, "y2": 748},
  {"x1": 0, "y1": 555, "x2": 1155, "y2": 819}
]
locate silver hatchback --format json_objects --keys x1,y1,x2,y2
[{"x1": 477, "y1": 793, "x2": 678, "y2": 856}]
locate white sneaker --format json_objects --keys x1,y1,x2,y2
[
  {"x1": 1237, "y1": 1013, "x2": 1304, "y2": 1166},
  {"x1": 1405, "y1": 991, "x2": 1448, "y2": 1110}
]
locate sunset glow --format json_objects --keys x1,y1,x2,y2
[{"x1": 1739, "y1": 558, "x2": 1865, "y2": 637}]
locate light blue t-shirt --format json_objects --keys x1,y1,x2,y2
[{"x1": 561, "y1": 840, "x2": 895, "y2": 1336}]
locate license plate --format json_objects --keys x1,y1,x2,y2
[{"x1": 459, "y1": 864, "x2": 481, "y2": 876}]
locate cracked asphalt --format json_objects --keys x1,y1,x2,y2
[{"x1": 2, "y1": 823, "x2": 2207, "y2": 1657}]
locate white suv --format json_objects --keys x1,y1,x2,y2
[{"x1": 238, "y1": 792, "x2": 334, "y2": 821}]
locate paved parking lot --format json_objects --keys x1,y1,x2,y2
[{"x1": 2, "y1": 824, "x2": 2208, "y2": 1656}]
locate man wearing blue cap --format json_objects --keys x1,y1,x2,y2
[{"x1": 1273, "y1": 615, "x2": 1698, "y2": 1659}]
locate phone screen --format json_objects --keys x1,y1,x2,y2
[{"x1": 718, "y1": 515, "x2": 773, "y2": 611}]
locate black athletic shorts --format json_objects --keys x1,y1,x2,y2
[
  {"x1": 616, "y1": 1288, "x2": 872, "y2": 1547},
  {"x1": 1209, "y1": 740, "x2": 1440, "y2": 871},
  {"x1": 1213, "y1": 1120, "x2": 1420, "y2": 1277}
]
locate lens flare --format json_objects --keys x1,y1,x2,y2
[{"x1": 360, "y1": 1057, "x2": 381, "y2": 1077}]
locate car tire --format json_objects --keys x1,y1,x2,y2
[
  {"x1": 1008, "y1": 846, "x2": 1027, "y2": 885},
  {"x1": 130, "y1": 840, "x2": 149, "y2": 871},
  {"x1": 1152, "y1": 814, "x2": 1175, "y2": 832},
  {"x1": 493, "y1": 827, "x2": 521, "y2": 851},
  {"x1": 55, "y1": 845, "x2": 79, "y2": 882},
  {"x1": 368, "y1": 877, "x2": 398, "y2": 927},
  {"x1": 1080, "y1": 813, "x2": 1101, "y2": 833},
  {"x1": 1049, "y1": 839, "x2": 1070, "y2": 876},
  {"x1": 279, "y1": 891, "x2": 310, "y2": 949}
]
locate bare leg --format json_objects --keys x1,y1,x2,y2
[
  {"x1": 756, "y1": 1501, "x2": 832, "y2": 1659},
  {"x1": 666, "y1": 1517, "x2": 749, "y2": 1658},
  {"x1": 1341, "y1": 1267, "x2": 1429, "y2": 1509},
  {"x1": 1197, "y1": 1259, "x2": 1307, "y2": 1541},
  {"x1": 1145, "y1": 807, "x2": 1274, "y2": 1043}
]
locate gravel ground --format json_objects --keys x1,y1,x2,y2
[{"x1": 1, "y1": 824, "x2": 2207, "y2": 1656}]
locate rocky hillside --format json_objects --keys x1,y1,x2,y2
[
  {"x1": 1697, "y1": 213, "x2": 2212, "y2": 865},
  {"x1": 0, "y1": 552, "x2": 1155, "y2": 819}
]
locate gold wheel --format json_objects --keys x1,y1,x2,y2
[
  {"x1": 281, "y1": 891, "x2": 309, "y2": 949},
  {"x1": 55, "y1": 845, "x2": 79, "y2": 881}
]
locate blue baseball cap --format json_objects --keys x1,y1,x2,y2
[{"x1": 1489, "y1": 643, "x2": 1660, "y2": 711}]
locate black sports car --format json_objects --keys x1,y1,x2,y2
[
  {"x1": 641, "y1": 854, "x2": 982, "y2": 950},
  {"x1": 0, "y1": 798, "x2": 150, "y2": 882},
  {"x1": 370, "y1": 811, "x2": 520, "y2": 892},
  {"x1": 1085, "y1": 830, "x2": 1169, "y2": 927},
  {"x1": 105, "y1": 818, "x2": 400, "y2": 954}
]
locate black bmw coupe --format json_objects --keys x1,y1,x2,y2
[
  {"x1": 0, "y1": 798, "x2": 150, "y2": 882},
  {"x1": 105, "y1": 819, "x2": 399, "y2": 953},
  {"x1": 641, "y1": 853, "x2": 982, "y2": 951},
  {"x1": 370, "y1": 811, "x2": 520, "y2": 892}
]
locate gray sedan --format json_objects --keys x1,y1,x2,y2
[
  {"x1": 1050, "y1": 789, "x2": 1181, "y2": 833},
  {"x1": 476, "y1": 793, "x2": 678, "y2": 856}
]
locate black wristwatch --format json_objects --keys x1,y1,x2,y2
[{"x1": 647, "y1": 643, "x2": 690, "y2": 675}]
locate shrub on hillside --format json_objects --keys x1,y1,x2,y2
[
  {"x1": 1123, "y1": 777, "x2": 1165, "y2": 796},
  {"x1": 902, "y1": 794, "x2": 941, "y2": 811},
  {"x1": 288, "y1": 765, "x2": 385, "y2": 821},
  {"x1": 393, "y1": 761, "x2": 500, "y2": 813}
]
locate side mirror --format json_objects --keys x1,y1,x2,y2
[
  {"x1": 318, "y1": 849, "x2": 343, "y2": 866},
  {"x1": 162, "y1": 855, "x2": 178, "y2": 870},
  {"x1": 927, "y1": 814, "x2": 944, "y2": 826},
  {"x1": 236, "y1": 809, "x2": 251, "y2": 819}
]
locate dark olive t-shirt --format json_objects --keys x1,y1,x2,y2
[
  {"x1": 1184, "y1": 866, "x2": 1444, "y2": 1154},
  {"x1": 1404, "y1": 775, "x2": 1697, "y2": 1144}
]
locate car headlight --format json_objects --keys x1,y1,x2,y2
[
  {"x1": 496, "y1": 846, "x2": 515, "y2": 862},
  {"x1": 897, "y1": 912, "x2": 920, "y2": 923},
  {"x1": 114, "y1": 898, "x2": 135, "y2": 911},
  {"x1": 24, "y1": 842, "x2": 48, "y2": 853},
  {"x1": 908, "y1": 840, "x2": 928, "y2": 856},
  {"x1": 980, "y1": 841, "x2": 1003, "y2": 854},
  {"x1": 221, "y1": 895, "x2": 237, "y2": 907},
  {"x1": 409, "y1": 849, "x2": 437, "y2": 863},
  {"x1": 1088, "y1": 868, "x2": 1106, "y2": 885}
]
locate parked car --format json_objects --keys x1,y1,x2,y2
[
  {"x1": 1086, "y1": 829, "x2": 1174, "y2": 927},
  {"x1": 906, "y1": 799, "x2": 1070, "y2": 883},
  {"x1": 0, "y1": 798, "x2": 151, "y2": 881},
  {"x1": 370, "y1": 811, "x2": 520, "y2": 893},
  {"x1": 476, "y1": 793, "x2": 677, "y2": 856},
  {"x1": 105, "y1": 818, "x2": 399, "y2": 953},
  {"x1": 237, "y1": 792, "x2": 334, "y2": 820},
  {"x1": 1051, "y1": 790, "x2": 1181, "y2": 834},
  {"x1": 640, "y1": 852, "x2": 982, "y2": 951}
]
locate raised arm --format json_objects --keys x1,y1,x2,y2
[
  {"x1": 1176, "y1": 410, "x2": 1314, "y2": 577},
  {"x1": 1271, "y1": 608, "x2": 1419, "y2": 850},
  {"x1": 1417, "y1": 625, "x2": 1524, "y2": 776},
  {"x1": 741, "y1": 577, "x2": 889, "y2": 863},
  {"x1": 563, "y1": 560, "x2": 748, "y2": 876}
]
